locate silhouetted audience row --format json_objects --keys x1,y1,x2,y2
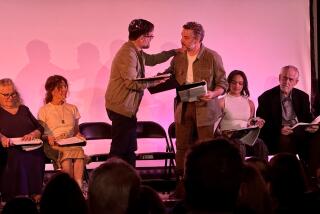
[
  {"x1": 2, "y1": 138, "x2": 320, "y2": 213},
  {"x1": 172, "y1": 138, "x2": 320, "y2": 214},
  {"x1": 2, "y1": 157, "x2": 165, "y2": 214}
]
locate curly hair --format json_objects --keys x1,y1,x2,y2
[
  {"x1": 44, "y1": 75, "x2": 68, "y2": 104},
  {"x1": 183, "y1": 22, "x2": 205, "y2": 42}
]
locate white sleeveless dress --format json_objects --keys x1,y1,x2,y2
[{"x1": 220, "y1": 94, "x2": 251, "y2": 131}]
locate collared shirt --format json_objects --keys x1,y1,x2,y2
[{"x1": 280, "y1": 91, "x2": 298, "y2": 126}]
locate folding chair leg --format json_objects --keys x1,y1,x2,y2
[{"x1": 84, "y1": 166, "x2": 90, "y2": 183}]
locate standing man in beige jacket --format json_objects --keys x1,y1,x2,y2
[
  {"x1": 164, "y1": 22, "x2": 228, "y2": 187},
  {"x1": 105, "y1": 19, "x2": 178, "y2": 167}
]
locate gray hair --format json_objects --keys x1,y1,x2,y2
[
  {"x1": 0, "y1": 78, "x2": 23, "y2": 106},
  {"x1": 280, "y1": 65, "x2": 299, "y2": 79}
]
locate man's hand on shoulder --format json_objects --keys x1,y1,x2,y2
[{"x1": 175, "y1": 47, "x2": 186, "y2": 54}]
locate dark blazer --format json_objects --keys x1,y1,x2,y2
[
  {"x1": 312, "y1": 93, "x2": 320, "y2": 116},
  {"x1": 256, "y1": 86, "x2": 313, "y2": 153}
]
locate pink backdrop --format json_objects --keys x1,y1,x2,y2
[{"x1": 0, "y1": 0, "x2": 311, "y2": 165}]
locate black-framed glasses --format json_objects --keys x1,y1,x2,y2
[{"x1": 0, "y1": 92, "x2": 17, "y2": 98}]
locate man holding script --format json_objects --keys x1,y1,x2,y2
[
  {"x1": 105, "y1": 19, "x2": 179, "y2": 167},
  {"x1": 163, "y1": 22, "x2": 228, "y2": 190}
]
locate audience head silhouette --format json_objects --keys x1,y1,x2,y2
[
  {"x1": 237, "y1": 164, "x2": 272, "y2": 214},
  {"x1": 184, "y1": 137, "x2": 243, "y2": 212},
  {"x1": 269, "y1": 153, "x2": 307, "y2": 203},
  {"x1": 40, "y1": 172, "x2": 87, "y2": 214},
  {"x1": 2, "y1": 196, "x2": 38, "y2": 214},
  {"x1": 88, "y1": 157, "x2": 141, "y2": 214}
]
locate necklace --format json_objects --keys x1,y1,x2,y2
[{"x1": 51, "y1": 103, "x2": 65, "y2": 124}]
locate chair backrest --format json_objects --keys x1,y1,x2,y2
[
  {"x1": 168, "y1": 122, "x2": 176, "y2": 153},
  {"x1": 79, "y1": 122, "x2": 112, "y2": 164},
  {"x1": 136, "y1": 121, "x2": 174, "y2": 153},
  {"x1": 136, "y1": 121, "x2": 166, "y2": 138},
  {"x1": 168, "y1": 122, "x2": 176, "y2": 139},
  {"x1": 79, "y1": 122, "x2": 112, "y2": 140},
  {"x1": 136, "y1": 121, "x2": 175, "y2": 179}
]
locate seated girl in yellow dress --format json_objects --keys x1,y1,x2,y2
[{"x1": 38, "y1": 75, "x2": 85, "y2": 188}]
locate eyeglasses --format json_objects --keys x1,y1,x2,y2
[{"x1": 0, "y1": 92, "x2": 17, "y2": 98}]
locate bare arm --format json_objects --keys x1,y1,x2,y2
[
  {"x1": 0, "y1": 132, "x2": 10, "y2": 148},
  {"x1": 248, "y1": 99, "x2": 265, "y2": 128},
  {"x1": 218, "y1": 97, "x2": 225, "y2": 110}
]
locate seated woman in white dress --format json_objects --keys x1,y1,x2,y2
[
  {"x1": 218, "y1": 70, "x2": 268, "y2": 160},
  {"x1": 38, "y1": 75, "x2": 85, "y2": 188}
]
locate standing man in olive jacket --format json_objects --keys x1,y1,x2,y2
[
  {"x1": 164, "y1": 22, "x2": 228, "y2": 181},
  {"x1": 105, "y1": 19, "x2": 178, "y2": 167}
]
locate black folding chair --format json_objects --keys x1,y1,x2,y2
[
  {"x1": 79, "y1": 122, "x2": 112, "y2": 180},
  {"x1": 135, "y1": 121, "x2": 175, "y2": 179},
  {"x1": 168, "y1": 122, "x2": 176, "y2": 154}
]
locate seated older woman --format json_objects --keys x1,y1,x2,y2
[
  {"x1": 0, "y1": 78, "x2": 45, "y2": 202},
  {"x1": 38, "y1": 75, "x2": 85, "y2": 189}
]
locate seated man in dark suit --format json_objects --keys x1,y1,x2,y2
[{"x1": 257, "y1": 65, "x2": 319, "y2": 176}]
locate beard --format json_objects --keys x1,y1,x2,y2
[
  {"x1": 141, "y1": 43, "x2": 150, "y2": 49},
  {"x1": 182, "y1": 42, "x2": 196, "y2": 52}
]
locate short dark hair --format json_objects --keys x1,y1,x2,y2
[
  {"x1": 128, "y1": 19, "x2": 154, "y2": 41},
  {"x1": 184, "y1": 138, "x2": 243, "y2": 212},
  {"x1": 88, "y1": 157, "x2": 141, "y2": 214},
  {"x1": 269, "y1": 153, "x2": 307, "y2": 203},
  {"x1": 40, "y1": 172, "x2": 88, "y2": 214},
  {"x1": 44, "y1": 75, "x2": 68, "y2": 104},
  {"x1": 227, "y1": 70, "x2": 250, "y2": 97},
  {"x1": 183, "y1": 22, "x2": 205, "y2": 42}
]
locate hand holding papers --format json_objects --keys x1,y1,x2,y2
[
  {"x1": 10, "y1": 138, "x2": 43, "y2": 146},
  {"x1": 177, "y1": 81, "x2": 207, "y2": 102},
  {"x1": 148, "y1": 75, "x2": 179, "y2": 94},
  {"x1": 290, "y1": 115, "x2": 320, "y2": 133},
  {"x1": 223, "y1": 126, "x2": 261, "y2": 146},
  {"x1": 56, "y1": 136, "x2": 86, "y2": 147},
  {"x1": 10, "y1": 137, "x2": 43, "y2": 151}
]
